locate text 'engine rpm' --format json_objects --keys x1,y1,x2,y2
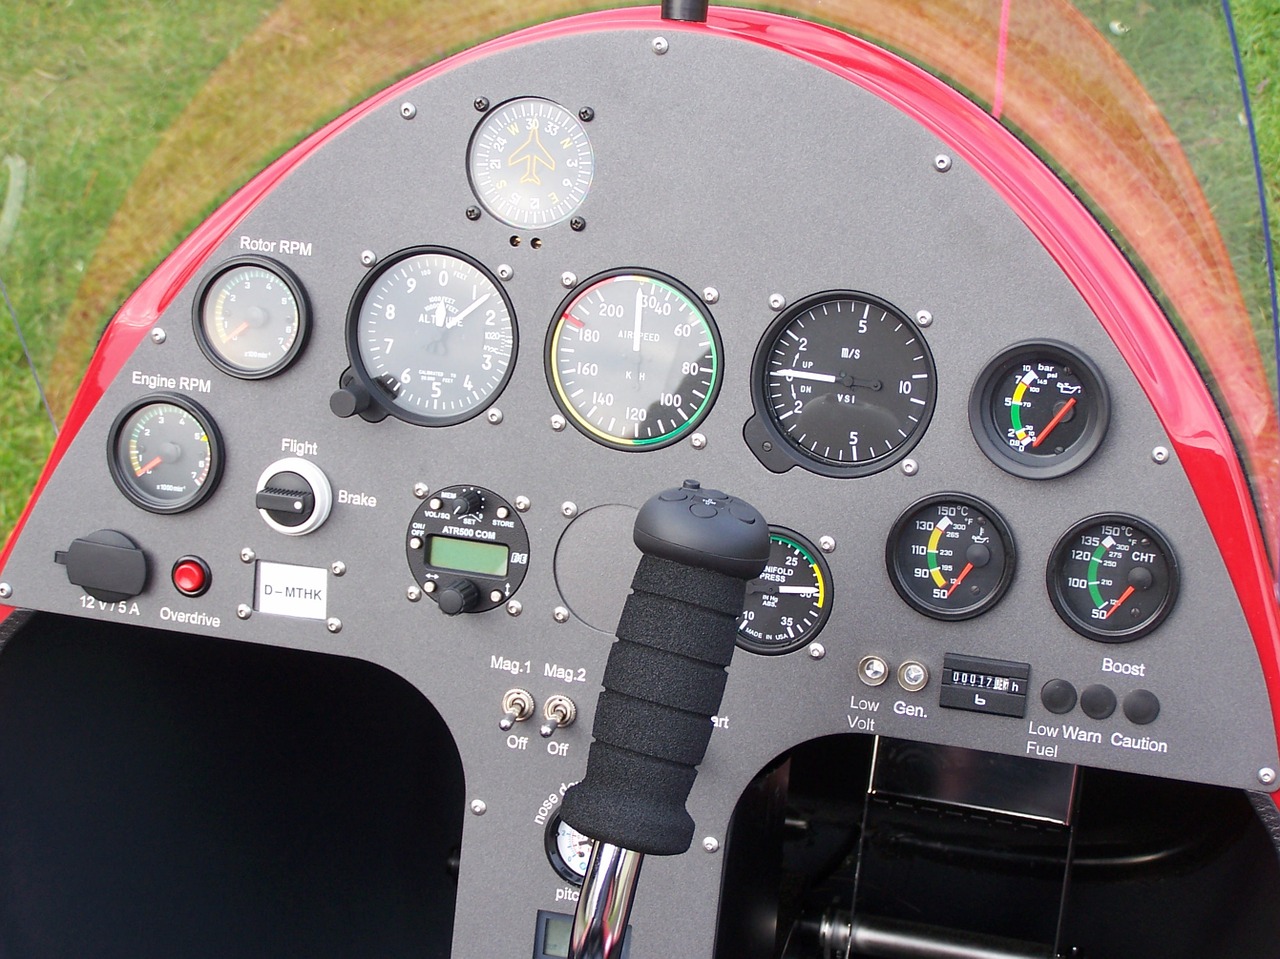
[
  {"x1": 350, "y1": 248, "x2": 515, "y2": 427},
  {"x1": 757, "y1": 292, "x2": 936, "y2": 477},
  {"x1": 547, "y1": 271, "x2": 722, "y2": 449}
]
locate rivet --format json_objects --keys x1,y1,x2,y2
[
  {"x1": 561, "y1": 271, "x2": 578, "y2": 288},
  {"x1": 550, "y1": 415, "x2": 567, "y2": 432},
  {"x1": 237, "y1": 604, "x2": 252, "y2": 620},
  {"x1": 1260, "y1": 767, "x2": 1277, "y2": 786},
  {"x1": 471, "y1": 799, "x2": 488, "y2": 815},
  {"x1": 818, "y1": 535, "x2": 836, "y2": 553},
  {"x1": 553, "y1": 606, "x2": 571, "y2": 624},
  {"x1": 330, "y1": 561, "x2": 346, "y2": 577},
  {"x1": 407, "y1": 585, "x2": 422, "y2": 602},
  {"x1": 934, "y1": 154, "x2": 953, "y2": 173},
  {"x1": 901, "y1": 458, "x2": 919, "y2": 476},
  {"x1": 399, "y1": 102, "x2": 417, "y2": 119},
  {"x1": 240, "y1": 548, "x2": 256, "y2": 563},
  {"x1": 702, "y1": 287, "x2": 719, "y2": 304},
  {"x1": 497, "y1": 263, "x2": 514, "y2": 281},
  {"x1": 808, "y1": 642, "x2": 826, "y2": 660},
  {"x1": 413, "y1": 482, "x2": 430, "y2": 499},
  {"x1": 487, "y1": 408, "x2": 504, "y2": 425},
  {"x1": 690, "y1": 432, "x2": 708, "y2": 450},
  {"x1": 0, "y1": 583, "x2": 12, "y2": 599},
  {"x1": 150, "y1": 328, "x2": 167, "y2": 345},
  {"x1": 360, "y1": 250, "x2": 377, "y2": 266},
  {"x1": 768, "y1": 293, "x2": 787, "y2": 311},
  {"x1": 702, "y1": 837, "x2": 719, "y2": 853},
  {"x1": 915, "y1": 310, "x2": 933, "y2": 328},
  {"x1": 507, "y1": 599, "x2": 523, "y2": 617},
  {"x1": 326, "y1": 617, "x2": 342, "y2": 634},
  {"x1": 561, "y1": 501, "x2": 578, "y2": 518},
  {"x1": 1152, "y1": 446, "x2": 1170, "y2": 464},
  {"x1": 652, "y1": 36, "x2": 669, "y2": 54},
  {"x1": 515, "y1": 495, "x2": 531, "y2": 512}
]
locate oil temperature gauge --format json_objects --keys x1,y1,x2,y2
[
  {"x1": 887, "y1": 494, "x2": 1015, "y2": 621},
  {"x1": 1048, "y1": 514, "x2": 1178, "y2": 642},
  {"x1": 737, "y1": 528, "x2": 832, "y2": 654}
]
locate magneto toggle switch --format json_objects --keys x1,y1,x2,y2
[
  {"x1": 255, "y1": 457, "x2": 333, "y2": 536},
  {"x1": 540, "y1": 694, "x2": 577, "y2": 738},
  {"x1": 500, "y1": 688, "x2": 536, "y2": 730}
]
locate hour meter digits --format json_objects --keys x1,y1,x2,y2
[{"x1": 405, "y1": 485, "x2": 530, "y2": 615}]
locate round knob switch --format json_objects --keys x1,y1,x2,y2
[
  {"x1": 451, "y1": 489, "x2": 485, "y2": 518},
  {"x1": 437, "y1": 578, "x2": 482, "y2": 615},
  {"x1": 255, "y1": 457, "x2": 333, "y2": 536}
]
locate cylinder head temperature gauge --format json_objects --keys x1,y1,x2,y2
[
  {"x1": 970, "y1": 341, "x2": 1109, "y2": 479},
  {"x1": 887, "y1": 494, "x2": 1015, "y2": 621},
  {"x1": 193, "y1": 256, "x2": 310, "y2": 378},
  {"x1": 108, "y1": 393, "x2": 224, "y2": 514},
  {"x1": 1048, "y1": 514, "x2": 1178, "y2": 642},
  {"x1": 737, "y1": 528, "x2": 832, "y2": 654}
]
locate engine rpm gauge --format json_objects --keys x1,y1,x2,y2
[
  {"x1": 737, "y1": 528, "x2": 832, "y2": 654},
  {"x1": 750, "y1": 292, "x2": 935, "y2": 477},
  {"x1": 108, "y1": 393, "x2": 224, "y2": 514},
  {"x1": 546, "y1": 269, "x2": 722, "y2": 450},
  {"x1": 468, "y1": 97, "x2": 595, "y2": 228},
  {"x1": 347, "y1": 247, "x2": 516, "y2": 426},
  {"x1": 1048, "y1": 514, "x2": 1178, "y2": 642},
  {"x1": 970, "y1": 341, "x2": 1110, "y2": 478},
  {"x1": 887, "y1": 494, "x2": 1015, "y2": 620},
  {"x1": 194, "y1": 257, "x2": 309, "y2": 378}
]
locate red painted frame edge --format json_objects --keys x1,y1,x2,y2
[{"x1": 3, "y1": 7, "x2": 1276, "y2": 798}]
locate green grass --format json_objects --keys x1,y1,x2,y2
[{"x1": 0, "y1": 0, "x2": 1277, "y2": 544}]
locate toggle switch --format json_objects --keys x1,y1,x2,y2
[
  {"x1": 500, "y1": 688, "x2": 536, "y2": 731},
  {"x1": 540, "y1": 694, "x2": 578, "y2": 738}
]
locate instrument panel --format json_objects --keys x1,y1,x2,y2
[{"x1": 1, "y1": 14, "x2": 1275, "y2": 959}]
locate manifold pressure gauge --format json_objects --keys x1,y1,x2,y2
[
  {"x1": 467, "y1": 97, "x2": 595, "y2": 228},
  {"x1": 343, "y1": 247, "x2": 516, "y2": 426},
  {"x1": 737, "y1": 528, "x2": 832, "y2": 654}
]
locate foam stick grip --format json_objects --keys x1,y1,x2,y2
[{"x1": 561, "y1": 481, "x2": 769, "y2": 855}]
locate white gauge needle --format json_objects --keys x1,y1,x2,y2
[
  {"x1": 633, "y1": 286, "x2": 643, "y2": 352},
  {"x1": 778, "y1": 586, "x2": 819, "y2": 596},
  {"x1": 770, "y1": 368, "x2": 838, "y2": 383},
  {"x1": 433, "y1": 301, "x2": 448, "y2": 327},
  {"x1": 449, "y1": 292, "x2": 491, "y2": 328}
]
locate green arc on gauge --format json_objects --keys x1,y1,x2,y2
[
  {"x1": 772, "y1": 532, "x2": 827, "y2": 607},
  {"x1": 1087, "y1": 538, "x2": 1112, "y2": 608}
]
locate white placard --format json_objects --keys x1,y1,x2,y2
[{"x1": 255, "y1": 561, "x2": 328, "y2": 620}]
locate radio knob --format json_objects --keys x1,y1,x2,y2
[
  {"x1": 437, "y1": 578, "x2": 482, "y2": 615},
  {"x1": 451, "y1": 489, "x2": 485, "y2": 518}
]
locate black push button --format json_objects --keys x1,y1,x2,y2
[
  {"x1": 1123, "y1": 689, "x2": 1161, "y2": 725},
  {"x1": 1041, "y1": 679, "x2": 1078, "y2": 715},
  {"x1": 1080, "y1": 684, "x2": 1117, "y2": 720},
  {"x1": 54, "y1": 529, "x2": 148, "y2": 603}
]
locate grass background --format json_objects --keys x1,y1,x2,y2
[{"x1": 0, "y1": 0, "x2": 1276, "y2": 541}]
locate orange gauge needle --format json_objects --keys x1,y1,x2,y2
[
  {"x1": 946, "y1": 563, "x2": 974, "y2": 598},
  {"x1": 1032, "y1": 396, "x2": 1077, "y2": 448},
  {"x1": 227, "y1": 321, "x2": 251, "y2": 340},
  {"x1": 1104, "y1": 585, "x2": 1137, "y2": 620},
  {"x1": 134, "y1": 456, "x2": 163, "y2": 477}
]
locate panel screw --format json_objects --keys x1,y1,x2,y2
[
  {"x1": 690, "y1": 432, "x2": 707, "y2": 450},
  {"x1": 1152, "y1": 446, "x2": 1170, "y2": 464},
  {"x1": 497, "y1": 263, "x2": 514, "y2": 281},
  {"x1": 553, "y1": 606, "x2": 571, "y2": 623},
  {"x1": 915, "y1": 310, "x2": 933, "y2": 328},
  {"x1": 702, "y1": 287, "x2": 719, "y2": 304},
  {"x1": 901, "y1": 458, "x2": 919, "y2": 476},
  {"x1": 360, "y1": 250, "x2": 377, "y2": 266},
  {"x1": 561, "y1": 271, "x2": 578, "y2": 288},
  {"x1": 819, "y1": 535, "x2": 836, "y2": 553},
  {"x1": 570, "y1": 216, "x2": 587, "y2": 232},
  {"x1": 550, "y1": 414, "x2": 567, "y2": 432},
  {"x1": 240, "y1": 547, "x2": 256, "y2": 563},
  {"x1": 474, "y1": 97, "x2": 490, "y2": 113},
  {"x1": 330, "y1": 561, "x2": 346, "y2": 577},
  {"x1": 808, "y1": 642, "x2": 825, "y2": 660},
  {"x1": 237, "y1": 604, "x2": 252, "y2": 620},
  {"x1": 326, "y1": 617, "x2": 342, "y2": 633},
  {"x1": 487, "y1": 408, "x2": 504, "y2": 425},
  {"x1": 514, "y1": 495, "x2": 531, "y2": 512},
  {"x1": 579, "y1": 107, "x2": 595, "y2": 122},
  {"x1": 150, "y1": 327, "x2": 167, "y2": 344},
  {"x1": 934, "y1": 154, "x2": 953, "y2": 173},
  {"x1": 0, "y1": 583, "x2": 12, "y2": 599},
  {"x1": 1260, "y1": 768, "x2": 1277, "y2": 786},
  {"x1": 407, "y1": 585, "x2": 422, "y2": 602},
  {"x1": 652, "y1": 36, "x2": 669, "y2": 54},
  {"x1": 768, "y1": 293, "x2": 787, "y2": 311},
  {"x1": 470, "y1": 799, "x2": 488, "y2": 815},
  {"x1": 507, "y1": 599, "x2": 523, "y2": 616},
  {"x1": 561, "y1": 501, "x2": 578, "y2": 518},
  {"x1": 465, "y1": 206, "x2": 481, "y2": 221},
  {"x1": 413, "y1": 482, "x2": 430, "y2": 499},
  {"x1": 399, "y1": 102, "x2": 417, "y2": 119},
  {"x1": 702, "y1": 837, "x2": 720, "y2": 853}
]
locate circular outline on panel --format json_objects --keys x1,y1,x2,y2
[
  {"x1": 192, "y1": 255, "x2": 311, "y2": 380},
  {"x1": 969, "y1": 339, "x2": 1110, "y2": 479},
  {"x1": 107, "y1": 391, "x2": 225, "y2": 514}
]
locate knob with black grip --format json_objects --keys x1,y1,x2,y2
[{"x1": 560, "y1": 480, "x2": 769, "y2": 856}]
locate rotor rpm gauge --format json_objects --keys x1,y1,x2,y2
[
  {"x1": 108, "y1": 393, "x2": 224, "y2": 513},
  {"x1": 193, "y1": 256, "x2": 309, "y2": 378},
  {"x1": 737, "y1": 528, "x2": 832, "y2": 654},
  {"x1": 546, "y1": 269, "x2": 723, "y2": 450},
  {"x1": 887, "y1": 494, "x2": 1015, "y2": 620},
  {"x1": 1048, "y1": 514, "x2": 1178, "y2": 642},
  {"x1": 468, "y1": 97, "x2": 595, "y2": 228},
  {"x1": 750, "y1": 292, "x2": 936, "y2": 477},
  {"x1": 347, "y1": 248, "x2": 516, "y2": 426},
  {"x1": 970, "y1": 341, "x2": 1110, "y2": 478}
]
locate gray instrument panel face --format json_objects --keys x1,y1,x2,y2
[{"x1": 3, "y1": 25, "x2": 1276, "y2": 959}]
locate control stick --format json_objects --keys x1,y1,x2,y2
[{"x1": 560, "y1": 480, "x2": 770, "y2": 959}]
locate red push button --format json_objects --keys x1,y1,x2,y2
[{"x1": 171, "y1": 556, "x2": 211, "y2": 597}]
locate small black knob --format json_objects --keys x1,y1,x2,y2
[
  {"x1": 255, "y1": 471, "x2": 315, "y2": 528},
  {"x1": 451, "y1": 489, "x2": 485, "y2": 517},
  {"x1": 437, "y1": 578, "x2": 482, "y2": 615},
  {"x1": 330, "y1": 382, "x2": 370, "y2": 418}
]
